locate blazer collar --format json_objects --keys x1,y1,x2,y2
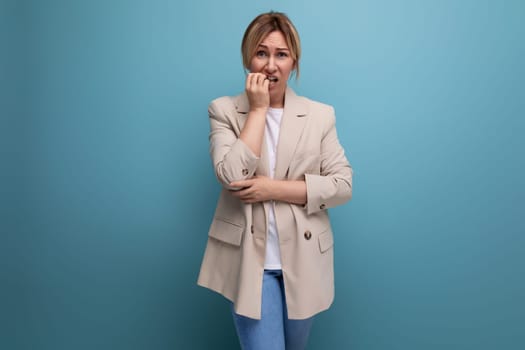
[{"x1": 234, "y1": 87, "x2": 309, "y2": 180}]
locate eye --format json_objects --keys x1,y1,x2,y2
[
  {"x1": 277, "y1": 52, "x2": 289, "y2": 58},
  {"x1": 256, "y1": 50, "x2": 268, "y2": 58}
]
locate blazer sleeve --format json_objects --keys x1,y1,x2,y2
[
  {"x1": 208, "y1": 98, "x2": 259, "y2": 190},
  {"x1": 304, "y1": 107, "x2": 353, "y2": 215}
]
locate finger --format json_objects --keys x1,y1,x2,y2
[
  {"x1": 262, "y1": 78, "x2": 269, "y2": 91},
  {"x1": 253, "y1": 73, "x2": 261, "y2": 86},
  {"x1": 229, "y1": 189, "x2": 242, "y2": 197},
  {"x1": 243, "y1": 196, "x2": 261, "y2": 204},
  {"x1": 230, "y1": 177, "x2": 255, "y2": 189},
  {"x1": 230, "y1": 184, "x2": 252, "y2": 197},
  {"x1": 248, "y1": 73, "x2": 261, "y2": 90},
  {"x1": 230, "y1": 179, "x2": 253, "y2": 188},
  {"x1": 257, "y1": 73, "x2": 267, "y2": 86},
  {"x1": 231, "y1": 191, "x2": 254, "y2": 202},
  {"x1": 245, "y1": 73, "x2": 252, "y2": 90},
  {"x1": 239, "y1": 194, "x2": 254, "y2": 203},
  {"x1": 229, "y1": 187, "x2": 249, "y2": 197},
  {"x1": 247, "y1": 73, "x2": 256, "y2": 91},
  {"x1": 249, "y1": 73, "x2": 260, "y2": 88}
]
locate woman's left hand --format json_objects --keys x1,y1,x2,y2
[{"x1": 229, "y1": 176, "x2": 275, "y2": 203}]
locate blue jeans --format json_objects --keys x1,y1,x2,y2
[{"x1": 231, "y1": 270, "x2": 314, "y2": 350}]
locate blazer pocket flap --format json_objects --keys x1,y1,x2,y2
[
  {"x1": 318, "y1": 229, "x2": 334, "y2": 253},
  {"x1": 208, "y1": 218, "x2": 244, "y2": 246}
]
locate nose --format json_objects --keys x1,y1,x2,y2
[{"x1": 266, "y1": 56, "x2": 277, "y2": 73}]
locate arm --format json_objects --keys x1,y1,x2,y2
[
  {"x1": 228, "y1": 106, "x2": 352, "y2": 210},
  {"x1": 208, "y1": 100, "x2": 260, "y2": 190},
  {"x1": 304, "y1": 108, "x2": 352, "y2": 215},
  {"x1": 239, "y1": 73, "x2": 270, "y2": 156},
  {"x1": 209, "y1": 73, "x2": 270, "y2": 190},
  {"x1": 238, "y1": 108, "x2": 266, "y2": 157},
  {"x1": 229, "y1": 177, "x2": 307, "y2": 205},
  {"x1": 272, "y1": 180, "x2": 307, "y2": 205}
]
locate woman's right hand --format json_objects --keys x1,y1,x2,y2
[{"x1": 245, "y1": 73, "x2": 270, "y2": 112}]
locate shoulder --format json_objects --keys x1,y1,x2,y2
[
  {"x1": 304, "y1": 97, "x2": 335, "y2": 114},
  {"x1": 298, "y1": 95, "x2": 336, "y2": 127},
  {"x1": 207, "y1": 94, "x2": 243, "y2": 122},
  {"x1": 209, "y1": 90, "x2": 248, "y2": 113},
  {"x1": 208, "y1": 95, "x2": 236, "y2": 113}
]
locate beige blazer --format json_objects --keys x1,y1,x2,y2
[{"x1": 197, "y1": 87, "x2": 352, "y2": 320}]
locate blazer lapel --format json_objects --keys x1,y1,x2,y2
[
  {"x1": 234, "y1": 92, "x2": 270, "y2": 177},
  {"x1": 274, "y1": 87, "x2": 308, "y2": 180}
]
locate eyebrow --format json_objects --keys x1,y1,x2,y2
[{"x1": 258, "y1": 44, "x2": 290, "y2": 51}]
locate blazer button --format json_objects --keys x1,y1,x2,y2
[
  {"x1": 304, "y1": 230, "x2": 312, "y2": 240},
  {"x1": 251, "y1": 225, "x2": 254, "y2": 234},
  {"x1": 320, "y1": 204, "x2": 326, "y2": 210},
  {"x1": 242, "y1": 168, "x2": 249, "y2": 176}
]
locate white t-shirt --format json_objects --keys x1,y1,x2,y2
[{"x1": 264, "y1": 107, "x2": 283, "y2": 270}]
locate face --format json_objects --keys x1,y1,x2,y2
[{"x1": 248, "y1": 30, "x2": 295, "y2": 107}]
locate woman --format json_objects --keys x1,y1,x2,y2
[{"x1": 197, "y1": 11, "x2": 352, "y2": 350}]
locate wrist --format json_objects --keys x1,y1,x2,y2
[
  {"x1": 249, "y1": 106, "x2": 268, "y2": 115},
  {"x1": 270, "y1": 180, "x2": 283, "y2": 201}
]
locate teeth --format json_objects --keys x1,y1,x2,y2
[{"x1": 267, "y1": 76, "x2": 278, "y2": 82}]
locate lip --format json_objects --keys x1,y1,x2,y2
[{"x1": 266, "y1": 76, "x2": 278, "y2": 83}]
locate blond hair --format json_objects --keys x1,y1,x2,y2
[{"x1": 241, "y1": 11, "x2": 301, "y2": 78}]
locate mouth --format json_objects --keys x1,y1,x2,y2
[{"x1": 266, "y1": 76, "x2": 278, "y2": 83}]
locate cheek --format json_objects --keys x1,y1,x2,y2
[
  {"x1": 249, "y1": 59, "x2": 263, "y2": 72},
  {"x1": 281, "y1": 61, "x2": 295, "y2": 77}
]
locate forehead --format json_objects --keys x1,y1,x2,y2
[{"x1": 259, "y1": 31, "x2": 288, "y2": 49}]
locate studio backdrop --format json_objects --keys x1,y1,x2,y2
[{"x1": 2, "y1": 0, "x2": 524, "y2": 349}]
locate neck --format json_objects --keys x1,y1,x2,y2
[{"x1": 270, "y1": 90, "x2": 285, "y2": 108}]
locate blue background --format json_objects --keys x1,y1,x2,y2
[{"x1": 2, "y1": 0, "x2": 524, "y2": 349}]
